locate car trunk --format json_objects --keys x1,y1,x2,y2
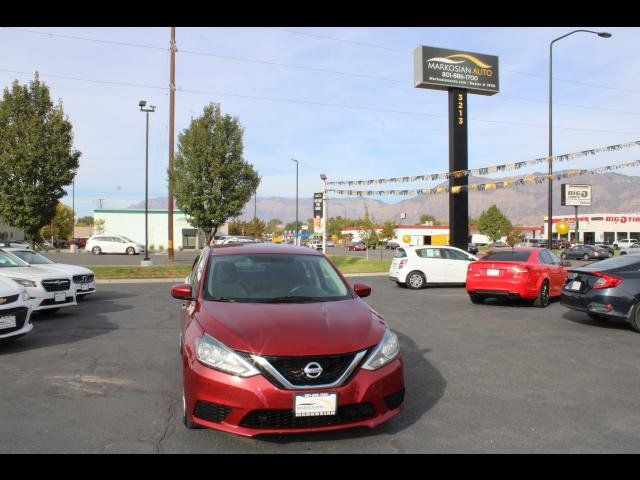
[{"x1": 469, "y1": 261, "x2": 530, "y2": 282}]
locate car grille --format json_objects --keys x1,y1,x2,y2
[
  {"x1": 253, "y1": 352, "x2": 360, "y2": 387},
  {"x1": 41, "y1": 279, "x2": 71, "y2": 292},
  {"x1": 0, "y1": 294, "x2": 19, "y2": 305},
  {"x1": 73, "y1": 274, "x2": 95, "y2": 284},
  {"x1": 0, "y1": 306, "x2": 28, "y2": 335},
  {"x1": 193, "y1": 401, "x2": 232, "y2": 423},
  {"x1": 240, "y1": 402, "x2": 376, "y2": 429}
]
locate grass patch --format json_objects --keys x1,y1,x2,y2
[
  {"x1": 329, "y1": 256, "x2": 391, "y2": 274},
  {"x1": 89, "y1": 264, "x2": 192, "y2": 280}
]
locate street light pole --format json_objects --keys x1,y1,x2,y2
[
  {"x1": 548, "y1": 29, "x2": 611, "y2": 249},
  {"x1": 320, "y1": 174, "x2": 327, "y2": 254},
  {"x1": 139, "y1": 100, "x2": 156, "y2": 265},
  {"x1": 292, "y1": 159, "x2": 299, "y2": 246}
]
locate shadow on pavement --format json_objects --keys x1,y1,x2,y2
[
  {"x1": 562, "y1": 309, "x2": 634, "y2": 332},
  {"x1": 252, "y1": 331, "x2": 446, "y2": 444}
]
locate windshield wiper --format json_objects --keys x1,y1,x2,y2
[{"x1": 255, "y1": 295, "x2": 325, "y2": 303}]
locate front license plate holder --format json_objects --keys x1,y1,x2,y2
[
  {"x1": 80, "y1": 283, "x2": 89, "y2": 291},
  {"x1": 54, "y1": 292, "x2": 66, "y2": 302},
  {"x1": 294, "y1": 392, "x2": 337, "y2": 417},
  {"x1": 0, "y1": 315, "x2": 16, "y2": 329}
]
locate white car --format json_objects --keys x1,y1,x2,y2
[
  {"x1": 0, "y1": 276, "x2": 33, "y2": 341},
  {"x1": 389, "y1": 245, "x2": 478, "y2": 289},
  {"x1": 619, "y1": 243, "x2": 640, "y2": 256},
  {"x1": 615, "y1": 239, "x2": 638, "y2": 250},
  {"x1": 86, "y1": 235, "x2": 145, "y2": 255},
  {"x1": 0, "y1": 250, "x2": 76, "y2": 312},
  {"x1": 4, "y1": 248, "x2": 96, "y2": 299}
]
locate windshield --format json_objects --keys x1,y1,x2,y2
[
  {"x1": 203, "y1": 254, "x2": 351, "y2": 303},
  {"x1": 120, "y1": 236, "x2": 135, "y2": 243},
  {"x1": 0, "y1": 251, "x2": 29, "y2": 268},
  {"x1": 11, "y1": 250, "x2": 56, "y2": 265}
]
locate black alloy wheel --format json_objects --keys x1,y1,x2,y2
[
  {"x1": 533, "y1": 280, "x2": 550, "y2": 308},
  {"x1": 92, "y1": 246, "x2": 101, "y2": 255}
]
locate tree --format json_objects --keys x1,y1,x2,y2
[
  {"x1": 477, "y1": 204, "x2": 513, "y2": 243},
  {"x1": 245, "y1": 218, "x2": 266, "y2": 240},
  {"x1": 76, "y1": 215, "x2": 94, "y2": 226},
  {"x1": 358, "y1": 205, "x2": 379, "y2": 252},
  {"x1": 420, "y1": 214, "x2": 443, "y2": 225},
  {"x1": 0, "y1": 74, "x2": 81, "y2": 244},
  {"x1": 169, "y1": 103, "x2": 260, "y2": 244},
  {"x1": 505, "y1": 228, "x2": 525, "y2": 247},
  {"x1": 228, "y1": 217, "x2": 244, "y2": 235},
  {"x1": 94, "y1": 219, "x2": 106, "y2": 235},
  {"x1": 285, "y1": 220, "x2": 303, "y2": 232},
  {"x1": 266, "y1": 218, "x2": 283, "y2": 234},
  {"x1": 380, "y1": 221, "x2": 396, "y2": 241},
  {"x1": 40, "y1": 203, "x2": 74, "y2": 240}
]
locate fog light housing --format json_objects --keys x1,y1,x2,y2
[{"x1": 587, "y1": 302, "x2": 612, "y2": 313}]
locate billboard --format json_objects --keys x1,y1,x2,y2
[
  {"x1": 313, "y1": 193, "x2": 324, "y2": 234},
  {"x1": 561, "y1": 184, "x2": 592, "y2": 207},
  {"x1": 414, "y1": 46, "x2": 499, "y2": 96}
]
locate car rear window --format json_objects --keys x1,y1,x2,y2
[
  {"x1": 481, "y1": 250, "x2": 531, "y2": 262},
  {"x1": 394, "y1": 248, "x2": 407, "y2": 258}
]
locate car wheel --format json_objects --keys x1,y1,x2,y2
[
  {"x1": 182, "y1": 390, "x2": 204, "y2": 429},
  {"x1": 469, "y1": 293, "x2": 484, "y2": 304},
  {"x1": 533, "y1": 280, "x2": 550, "y2": 308},
  {"x1": 126, "y1": 247, "x2": 135, "y2": 255},
  {"x1": 561, "y1": 252, "x2": 567, "y2": 260},
  {"x1": 92, "y1": 246, "x2": 101, "y2": 255},
  {"x1": 406, "y1": 271, "x2": 426, "y2": 290},
  {"x1": 620, "y1": 251, "x2": 627, "y2": 256},
  {"x1": 583, "y1": 254, "x2": 589, "y2": 261}
]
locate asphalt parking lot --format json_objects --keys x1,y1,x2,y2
[{"x1": 1, "y1": 276, "x2": 639, "y2": 453}]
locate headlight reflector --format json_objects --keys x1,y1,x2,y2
[
  {"x1": 195, "y1": 333, "x2": 260, "y2": 377},
  {"x1": 362, "y1": 329, "x2": 400, "y2": 370}
]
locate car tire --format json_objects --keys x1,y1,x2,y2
[
  {"x1": 533, "y1": 280, "x2": 550, "y2": 308},
  {"x1": 182, "y1": 391, "x2": 204, "y2": 429},
  {"x1": 126, "y1": 247, "x2": 135, "y2": 255},
  {"x1": 620, "y1": 251, "x2": 627, "y2": 256},
  {"x1": 469, "y1": 293, "x2": 484, "y2": 304},
  {"x1": 92, "y1": 246, "x2": 101, "y2": 255},
  {"x1": 406, "y1": 271, "x2": 426, "y2": 290}
]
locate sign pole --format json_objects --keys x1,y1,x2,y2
[
  {"x1": 448, "y1": 88, "x2": 469, "y2": 251},
  {"x1": 575, "y1": 205, "x2": 579, "y2": 243}
]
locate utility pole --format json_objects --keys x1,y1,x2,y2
[
  {"x1": 96, "y1": 199, "x2": 105, "y2": 209},
  {"x1": 168, "y1": 26, "x2": 176, "y2": 261}
]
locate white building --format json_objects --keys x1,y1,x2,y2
[
  {"x1": 0, "y1": 219, "x2": 25, "y2": 242},
  {"x1": 544, "y1": 212, "x2": 640, "y2": 244},
  {"x1": 94, "y1": 209, "x2": 228, "y2": 250}
]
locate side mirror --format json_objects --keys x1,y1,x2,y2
[
  {"x1": 562, "y1": 261, "x2": 572, "y2": 267},
  {"x1": 171, "y1": 283, "x2": 193, "y2": 300},
  {"x1": 353, "y1": 283, "x2": 371, "y2": 298}
]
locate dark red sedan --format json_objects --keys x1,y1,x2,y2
[
  {"x1": 347, "y1": 242, "x2": 367, "y2": 251},
  {"x1": 466, "y1": 248, "x2": 570, "y2": 307},
  {"x1": 171, "y1": 243, "x2": 404, "y2": 436}
]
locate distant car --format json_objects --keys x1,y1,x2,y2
[
  {"x1": 347, "y1": 242, "x2": 367, "y2": 251},
  {"x1": 594, "y1": 244, "x2": 615, "y2": 255},
  {"x1": 389, "y1": 245, "x2": 478, "y2": 289},
  {"x1": 71, "y1": 238, "x2": 88, "y2": 249},
  {"x1": 561, "y1": 255, "x2": 640, "y2": 331},
  {"x1": 561, "y1": 244, "x2": 610, "y2": 261},
  {"x1": 619, "y1": 243, "x2": 640, "y2": 256},
  {"x1": 466, "y1": 248, "x2": 570, "y2": 308},
  {"x1": 467, "y1": 243, "x2": 479, "y2": 255},
  {"x1": 613, "y1": 239, "x2": 638, "y2": 250},
  {"x1": 86, "y1": 235, "x2": 145, "y2": 255},
  {"x1": 385, "y1": 241, "x2": 400, "y2": 250},
  {"x1": 492, "y1": 241, "x2": 509, "y2": 248},
  {"x1": 221, "y1": 236, "x2": 255, "y2": 245},
  {"x1": 0, "y1": 276, "x2": 33, "y2": 342},
  {"x1": 4, "y1": 248, "x2": 96, "y2": 299},
  {"x1": 326, "y1": 240, "x2": 335, "y2": 248}
]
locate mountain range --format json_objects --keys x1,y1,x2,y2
[{"x1": 129, "y1": 172, "x2": 640, "y2": 227}]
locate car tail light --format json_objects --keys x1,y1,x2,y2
[
  {"x1": 592, "y1": 272, "x2": 623, "y2": 290},
  {"x1": 512, "y1": 266, "x2": 529, "y2": 274},
  {"x1": 398, "y1": 259, "x2": 407, "y2": 269}
]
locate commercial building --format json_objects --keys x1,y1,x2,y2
[
  {"x1": 0, "y1": 219, "x2": 25, "y2": 242},
  {"x1": 94, "y1": 209, "x2": 228, "y2": 250},
  {"x1": 544, "y1": 213, "x2": 640, "y2": 244}
]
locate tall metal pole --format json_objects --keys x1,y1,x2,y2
[
  {"x1": 321, "y1": 176, "x2": 327, "y2": 254},
  {"x1": 292, "y1": 159, "x2": 298, "y2": 246},
  {"x1": 72, "y1": 175, "x2": 75, "y2": 241},
  {"x1": 144, "y1": 110, "x2": 150, "y2": 262},
  {"x1": 168, "y1": 27, "x2": 176, "y2": 261}
]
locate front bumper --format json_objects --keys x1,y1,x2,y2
[
  {"x1": 26, "y1": 287, "x2": 77, "y2": 311},
  {"x1": 0, "y1": 305, "x2": 33, "y2": 340},
  {"x1": 73, "y1": 281, "x2": 96, "y2": 296},
  {"x1": 183, "y1": 355, "x2": 405, "y2": 437}
]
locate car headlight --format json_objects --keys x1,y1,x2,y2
[
  {"x1": 362, "y1": 329, "x2": 400, "y2": 371},
  {"x1": 195, "y1": 333, "x2": 260, "y2": 377},
  {"x1": 11, "y1": 278, "x2": 36, "y2": 288}
]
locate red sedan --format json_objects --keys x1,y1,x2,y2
[
  {"x1": 347, "y1": 242, "x2": 367, "y2": 251},
  {"x1": 466, "y1": 248, "x2": 569, "y2": 307},
  {"x1": 171, "y1": 243, "x2": 404, "y2": 436}
]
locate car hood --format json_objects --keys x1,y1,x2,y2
[
  {"x1": 0, "y1": 266, "x2": 70, "y2": 281},
  {"x1": 197, "y1": 298, "x2": 387, "y2": 356},
  {"x1": 0, "y1": 276, "x2": 23, "y2": 296},
  {"x1": 30, "y1": 264, "x2": 93, "y2": 276}
]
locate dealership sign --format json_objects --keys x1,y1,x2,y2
[
  {"x1": 313, "y1": 192, "x2": 324, "y2": 234},
  {"x1": 414, "y1": 46, "x2": 499, "y2": 95},
  {"x1": 561, "y1": 184, "x2": 592, "y2": 207}
]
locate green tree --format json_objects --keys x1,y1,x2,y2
[
  {"x1": 284, "y1": 220, "x2": 303, "y2": 232},
  {"x1": 169, "y1": 103, "x2": 260, "y2": 243},
  {"x1": 0, "y1": 74, "x2": 81, "y2": 244},
  {"x1": 505, "y1": 228, "x2": 525, "y2": 247},
  {"x1": 40, "y1": 203, "x2": 74, "y2": 241},
  {"x1": 266, "y1": 218, "x2": 283, "y2": 234},
  {"x1": 420, "y1": 214, "x2": 443, "y2": 225},
  {"x1": 477, "y1": 204, "x2": 513, "y2": 243},
  {"x1": 76, "y1": 215, "x2": 94, "y2": 226},
  {"x1": 245, "y1": 218, "x2": 266, "y2": 240},
  {"x1": 380, "y1": 221, "x2": 396, "y2": 241},
  {"x1": 358, "y1": 205, "x2": 379, "y2": 249},
  {"x1": 228, "y1": 217, "x2": 245, "y2": 235},
  {"x1": 94, "y1": 219, "x2": 106, "y2": 235}
]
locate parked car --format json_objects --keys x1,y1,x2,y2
[
  {"x1": 467, "y1": 243, "x2": 479, "y2": 255},
  {"x1": 4, "y1": 248, "x2": 96, "y2": 299},
  {"x1": 0, "y1": 240, "x2": 29, "y2": 248},
  {"x1": 86, "y1": 235, "x2": 145, "y2": 255},
  {"x1": 619, "y1": 243, "x2": 640, "y2": 256},
  {"x1": 594, "y1": 243, "x2": 615, "y2": 255},
  {"x1": 0, "y1": 277, "x2": 33, "y2": 342},
  {"x1": 389, "y1": 245, "x2": 478, "y2": 289},
  {"x1": 347, "y1": 242, "x2": 367, "y2": 251},
  {"x1": 326, "y1": 240, "x2": 335, "y2": 248},
  {"x1": 466, "y1": 248, "x2": 570, "y2": 307},
  {"x1": 171, "y1": 243, "x2": 405, "y2": 435},
  {"x1": 0, "y1": 249, "x2": 76, "y2": 313},
  {"x1": 221, "y1": 236, "x2": 256, "y2": 244},
  {"x1": 561, "y1": 255, "x2": 640, "y2": 332},
  {"x1": 385, "y1": 241, "x2": 400, "y2": 250},
  {"x1": 613, "y1": 239, "x2": 638, "y2": 250},
  {"x1": 561, "y1": 244, "x2": 610, "y2": 261},
  {"x1": 71, "y1": 238, "x2": 88, "y2": 249}
]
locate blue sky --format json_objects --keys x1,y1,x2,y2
[{"x1": 1, "y1": 26, "x2": 639, "y2": 217}]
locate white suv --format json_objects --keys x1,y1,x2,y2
[
  {"x1": 614, "y1": 239, "x2": 638, "y2": 250},
  {"x1": 0, "y1": 277, "x2": 33, "y2": 341},
  {"x1": 86, "y1": 235, "x2": 145, "y2": 255}
]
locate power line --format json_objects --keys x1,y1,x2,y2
[
  {"x1": 5, "y1": 27, "x2": 640, "y2": 115},
  {"x1": 2, "y1": 67, "x2": 639, "y2": 135}
]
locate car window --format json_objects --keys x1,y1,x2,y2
[
  {"x1": 417, "y1": 248, "x2": 443, "y2": 259},
  {"x1": 443, "y1": 249, "x2": 470, "y2": 261},
  {"x1": 10, "y1": 250, "x2": 56, "y2": 265},
  {"x1": 547, "y1": 251, "x2": 562, "y2": 265},
  {"x1": 191, "y1": 248, "x2": 209, "y2": 296},
  {"x1": 0, "y1": 251, "x2": 29, "y2": 267},
  {"x1": 394, "y1": 248, "x2": 407, "y2": 258},
  {"x1": 538, "y1": 250, "x2": 553, "y2": 265}
]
